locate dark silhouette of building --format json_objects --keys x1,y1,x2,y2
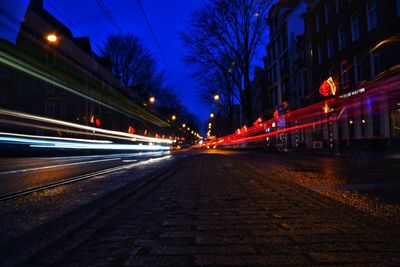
[{"x1": 0, "y1": 0, "x2": 168, "y2": 139}]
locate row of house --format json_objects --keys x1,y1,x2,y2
[
  {"x1": 0, "y1": 0, "x2": 170, "y2": 140},
  {"x1": 252, "y1": 0, "x2": 400, "y2": 149}
]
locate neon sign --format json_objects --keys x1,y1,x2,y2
[
  {"x1": 319, "y1": 77, "x2": 337, "y2": 96},
  {"x1": 339, "y1": 88, "x2": 365, "y2": 99}
]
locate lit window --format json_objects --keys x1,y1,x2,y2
[
  {"x1": 338, "y1": 25, "x2": 345, "y2": 50},
  {"x1": 351, "y1": 13, "x2": 360, "y2": 41},
  {"x1": 366, "y1": 0, "x2": 377, "y2": 31},
  {"x1": 327, "y1": 34, "x2": 334, "y2": 58}
]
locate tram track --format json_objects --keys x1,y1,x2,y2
[{"x1": 0, "y1": 154, "x2": 171, "y2": 201}]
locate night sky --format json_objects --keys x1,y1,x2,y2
[
  {"x1": 2, "y1": 0, "x2": 211, "y2": 123},
  {"x1": 2, "y1": 0, "x2": 268, "y2": 125},
  {"x1": 45, "y1": 0, "x2": 209, "y2": 122}
]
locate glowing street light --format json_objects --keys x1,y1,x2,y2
[
  {"x1": 182, "y1": 123, "x2": 186, "y2": 128},
  {"x1": 214, "y1": 94, "x2": 220, "y2": 101},
  {"x1": 210, "y1": 113, "x2": 215, "y2": 118},
  {"x1": 149, "y1": 96, "x2": 155, "y2": 104},
  {"x1": 171, "y1": 115, "x2": 176, "y2": 121},
  {"x1": 46, "y1": 33, "x2": 58, "y2": 43}
]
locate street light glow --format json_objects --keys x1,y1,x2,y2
[
  {"x1": 171, "y1": 115, "x2": 176, "y2": 121},
  {"x1": 214, "y1": 94, "x2": 220, "y2": 101},
  {"x1": 149, "y1": 96, "x2": 155, "y2": 104},
  {"x1": 210, "y1": 113, "x2": 215, "y2": 118},
  {"x1": 46, "y1": 33, "x2": 58, "y2": 43}
]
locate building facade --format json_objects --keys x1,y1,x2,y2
[
  {"x1": 0, "y1": 0, "x2": 168, "y2": 139},
  {"x1": 302, "y1": 0, "x2": 400, "y2": 149}
]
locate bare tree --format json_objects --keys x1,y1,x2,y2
[
  {"x1": 181, "y1": 0, "x2": 272, "y2": 125},
  {"x1": 102, "y1": 33, "x2": 200, "y2": 132},
  {"x1": 102, "y1": 33, "x2": 158, "y2": 98}
]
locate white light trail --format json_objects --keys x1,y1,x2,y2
[
  {"x1": 0, "y1": 134, "x2": 170, "y2": 151},
  {"x1": 0, "y1": 108, "x2": 173, "y2": 144},
  {"x1": 0, "y1": 132, "x2": 112, "y2": 144}
]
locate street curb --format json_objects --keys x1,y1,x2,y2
[{"x1": 0, "y1": 155, "x2": 192, "y2": 267}]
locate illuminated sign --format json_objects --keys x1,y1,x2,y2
[
  {"x1": 277, "y1": 118, "x2": 286, "y2": 127},
  {"x1": 339, "y1": 88, "x2": 365, "y2": 99},
  {"x1": 319, "y1": 77, "x2": 337, "y2": 96}
]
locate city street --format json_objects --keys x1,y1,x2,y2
[
  {"x1": 1, "y1": 0, "x2": 400, "y2": 266},
  {"x1": 1, "y1": 150, "x2": 400, "y2": 266}
]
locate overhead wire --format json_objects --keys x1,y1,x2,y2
[
  {"x1": 44, "y1": 0, "x2": 82, "y2": 34},
  {"x1": 96, "y1": 0, "x2": 122, "y2": 32},
  {"x1": 136, "y1": 0, "x2": 170, "y2": 71}
]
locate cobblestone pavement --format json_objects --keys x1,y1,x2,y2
[{"x1": 24, "y1": 154, "x2": 400, "y2": 266}]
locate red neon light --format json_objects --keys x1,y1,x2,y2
[
  {"x1": 319, "y1": 80, "x2": 331, "y2": 96},
  {"x1": 95, "y1": 118, "x2": 101, "y2": 127},
  {"x1": 128, "y1": 126, "x2": 135, "y2": 134}
]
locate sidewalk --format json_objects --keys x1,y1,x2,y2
[
  {"x1": 284, "y1": 147, "x2": 400, "y2": 161},
  {"x1": 20, "y1": 154, "x2": 400, "y2": 266}
]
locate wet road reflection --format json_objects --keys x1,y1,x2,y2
[
  {"x1": 207, "y1": 149, "x2": 400, "y2": 224},
  {"x1": 0, "y1": 151, "x2": 171, "y2": 198}
]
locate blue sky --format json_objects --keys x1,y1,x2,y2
[
  {"x1": 2, "y1": 0, "x2": 269, "y2": 125},
  {"x1": 43, "y1": 0, "x2": 209, "y2": 122}
]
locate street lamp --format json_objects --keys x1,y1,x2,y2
[
  {"x1": 149, "y1": 96, "x2": 155, "y2": 104},
  {"x1": 210, "y1": 113, "x2": 215, "y2": 118},
  {"x1": 171, "y1": 115, "x2": 176, "y2": 121},
  {"x1": 214, "y1": 94, "x2": 220, "y2": 101},
  {"x1": 182, "y1": 123, "x2": 186, "y2": 128},
  {"x1": 46, "y1": 33, "x2": 58, "y2": 43}
]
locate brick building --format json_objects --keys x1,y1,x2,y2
[
  {"x1": 0, "y1": 0, "x2": 168, "y2": 138},
  {"x1": 302, "y1": 0, "x2": 400, "y2": 148}
]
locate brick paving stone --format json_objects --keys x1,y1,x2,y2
[{"x1": 25, "y1": 154, "x2": 400, "y2": 266}]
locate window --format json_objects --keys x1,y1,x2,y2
[
  {"x1": 338, "y1": 25, "x2": 345, "y2": 50},
  {"x1": 354, "y1": 54, "x2": 363, "y2": 83},
  {"x1": 46, "y1": 52, "x2": 55, "y2": 66},
  {"x1": 351, "y1": 13, "x2": 360, "y2": 41},
  {"x1": 366, "y1": 0, "x2": 377, "y2": 31},
  {"x1": 327, "y1": 34, "x2": 334, "y2": 58},
  {"x1": 340, "y1": 61, "x2": 349, "y2": 89},
  {"x1": 370, "y1": 52, "x2": 381, "y2": 77},
  {"x1": 324, "y1": 3, "x2": 331, "y2": 24},
  {"x1": 335, "y1": 0, "x2": 342, "y2": 14},
  {"x1": 315, "y1": 14, "x2": 320, "y2": 32},
  {"x1": 302, "y1": 70, "x2": 309, "y2": 96},
  {"x1": 317, "y1": 44, "x2": 322, "y2": 64},
  {"x1": 397, "y1": 0, "x2": 400, "y2": 17}
]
